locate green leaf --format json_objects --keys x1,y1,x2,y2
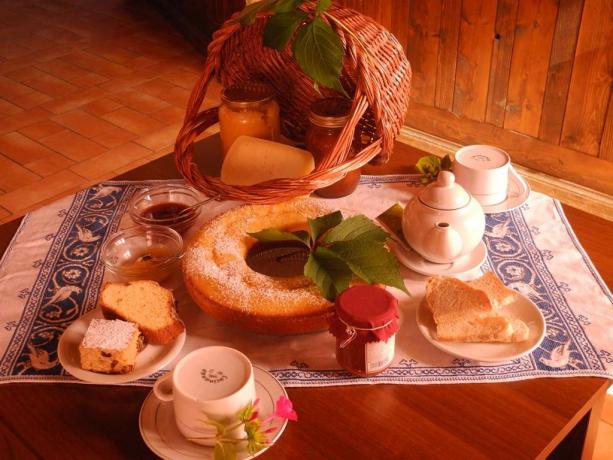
[
  {"x1": 292, "y1": 16, "x2": 347, "y2": 95},
  {"x1": 376, "y1": 203, "x2": 405, "y2": 241},
  {"x1": 441, "y1": 154, "x2": 453, "y2": 171},
  {"x1": 328, "y1": 240, "x2": 409, "y2": 294},
  {"x1": 292, "y1": 230, "x2": 310, "y2": 245},
  {"x1": 316, "y1": 0, "x2": 332, "y2": 13},
  {"x1": 308, "y1": 210, "x2": 343, "y2": 243},
  {"x1": 274, "y1": 0, "x2": 302, "y2": 12},
  {"x1": 248, "y1": 228, "x2": 310, "y2": 246},
  {"x1": 236, "y1": 0, "x2": 276, "y2": 25},
  {"x1": 415, "y1": 155, "x2": 441, "y2": 176},
  {"x1": 264, "y1": 11, "x2": 306, "y2": 50},
  {"x1": 214, "y1": 441, "x2": 237, "y2": 460},
  {"x1": 322, "y1": 214, "x2": 388, "y2": 245},
  {"x1": 304, "y1": 249, "x2": 352, "y2": 300}
]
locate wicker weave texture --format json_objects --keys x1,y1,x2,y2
[{"x1": 175, "y1": 3, "x2": 411, "y2": 203}]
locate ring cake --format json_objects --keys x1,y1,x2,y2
[{"x1": 182, "y1": 199, "x2": 334, "y2": 334}]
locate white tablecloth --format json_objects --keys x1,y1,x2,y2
[{"x1": 0, "y1": 176, "x2": 612, "y2": 386}]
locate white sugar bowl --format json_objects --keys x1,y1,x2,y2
[{"x1": 402, "y1": 171, "x2": 485, "y2": 264}]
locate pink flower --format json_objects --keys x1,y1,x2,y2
[{"x1": 273, "y1": 396, "x2": 298, "y2": 421}]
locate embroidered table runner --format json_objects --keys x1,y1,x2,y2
[{"x1": 1, "y1": 176, "x2": 612, "y2": 387}]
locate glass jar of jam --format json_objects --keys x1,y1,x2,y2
[
  {"x1": 218, "y1": 81, "x2": 280, "y2": 156},
  {"x1": 305, "y1": 97, "x2": 361, "y2": 198},
  {"x1": 329, "y1": 285, "x2": 399, "y2": 377}
]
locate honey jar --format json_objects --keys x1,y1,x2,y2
[
  {"x1": 218, "y1": 82, "x2": 280, "y2": 156},
  {"x1": 305, "y1": 97, "x2": 361, "y2": 198},
  {"x1": 329, "y1": 285, "x2": 399, "y2": 377}
]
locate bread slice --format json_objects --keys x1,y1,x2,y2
[
  {"x1": 425, "y1": 276, "x2": 529, "y2": 343},
  {"x1": 468, "y1": 272, "x2": 517, "y2": 309},
  {"x1": 100, "y1": 280, "x2": 184, "y2": 344}
]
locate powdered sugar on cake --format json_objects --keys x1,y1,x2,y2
[
  {"x1": 183, "y1": 199, "x2": 333, "y2": 314},
  {"x1": 82, "y1": 319, "x2": 138, "y2": 349}
]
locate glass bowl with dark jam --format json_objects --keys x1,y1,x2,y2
[{"x1": 129, "y1": 184, "x2": 201, "y2": 234}]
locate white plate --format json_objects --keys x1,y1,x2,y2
[
  {"x1": 139, "y1": 366, "x2": 288, "y2": 460},
  {"x1": 478, "y1": 166, "x2": 530, "y2": 214},
  {"x1": 416, "y1": 291, "x2": 545, "y2": 363},
  {"x1": 391, "y1": 240, "x2": 487, "y2": 277},
  {"x1": 58, "y1": 309, "x2": 186, "y2": 384}
]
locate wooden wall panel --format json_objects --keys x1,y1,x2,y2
[
  {"x1": 406, "y1": 1, "x2": 441, "y2": 106},
  {"x1": 539, "y1": 0, "x2": 584, "y2": 144},
  {"x1": 485, "y1": 0, "x2": 519, "y2": 126},
  {"x1": 600, "y1": 92, "x2": 613, "y2": 162},
  {"x1": 503, "y1": 0, "x2": 558, "y2": 137},
  {"x1": 452, "y1": 0, "x2": 496, "y2": 121},
  {"x1": 390, "y1": 0, "x2": 410, "y2": 56},
  {"x1": 560, "y1": 0, "x2": 613, "y2": 156},
  {"x1": 334, "y1": 0, "x2": 613, "y2": 193},
  {"x1": 435, "y1": 0, "x2": 461, "y2": 111}
]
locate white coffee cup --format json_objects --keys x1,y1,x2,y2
[
  {"x1": 153, "y1": 346, "x2": 256, "y2": 446},
  {"x1": 453, "y1": 145, "x2": 519, "y2": 206}
]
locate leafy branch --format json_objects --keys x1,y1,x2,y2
[
  {"x1": 415, "y1": 154, "x2": 453, "y2": 184},
  {"x1": 249, "y1": 210, "x2": 409, "y2": 300},
  {"x1": 188, "y1": 396, "x2": 297, "y2": 460},
  {"x1": 235, "y1": 0, "x2": 350, "y2": 96}
]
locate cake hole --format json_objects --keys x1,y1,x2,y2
[{"x1": 246, "y1": 241, "x2": 309, "y2": 277}]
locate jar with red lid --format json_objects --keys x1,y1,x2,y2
[
  {"x1": 305, "y1": 97, "x2": 361, "y2": 198},
  {"x1": 329, "y1": 285, "x2": 399, "y2": 377}
]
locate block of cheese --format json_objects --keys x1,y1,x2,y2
[{"x1": 221, "y1": 135, "x2": 315, "y2": 186}]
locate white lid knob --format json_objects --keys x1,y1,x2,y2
[{"x1": 419, "y1": 171, "x2": 470, "y2": 210}]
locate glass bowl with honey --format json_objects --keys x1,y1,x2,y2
[
  {"x1": 101, "y1": 225, "x2": 183, "y2": 282},
  {"x1": 129, "y1": 184, "x2": 201, "y2": 234}
]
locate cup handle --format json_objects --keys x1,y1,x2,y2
[
  {"x1": 153, "y1": 373, "x2": 174, "y2": 402},
  {"x1": 508, "y1": 164, "x2": 527, "y2": 196}
]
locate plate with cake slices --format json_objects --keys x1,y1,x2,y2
[
  {"x1": 416, "y1": 273, "x2": 546, "y2": 363},
  {"x1": 58, "y1": 281, "x2": 186, "y2": 384}
]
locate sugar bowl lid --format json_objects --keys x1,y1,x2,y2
[{"x1": 418, "y1": 171, "x2": 470, "y2": 210}]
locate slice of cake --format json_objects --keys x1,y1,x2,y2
[
  {"x1": 100, "y1": 280, "x2": 184, "y2": 345},
  {"x1": 79, "y1": 319, "x2": 144, "y2": 374}
]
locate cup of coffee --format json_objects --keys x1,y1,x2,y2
[
  {"x1": 153, "y1": 346, "x2": 256, "y2": 446},
  {"x1": 453, "y1": 145, "x2": 517, "y2": 206}
]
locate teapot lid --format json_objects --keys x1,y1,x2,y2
[{"x1": 419, "y1": 171, "x2": 470, "y2": 210}]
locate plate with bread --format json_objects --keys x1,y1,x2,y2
[
  {"x1": 59, "y1": 281, "x2": 186, "y2": 384},
  {"x1": 417, "y1": 272, "x2": 545, "y2": 363}
]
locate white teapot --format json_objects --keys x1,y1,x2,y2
[{"x1": 402, "y1": 171, "x2": 485, "y2": 264}]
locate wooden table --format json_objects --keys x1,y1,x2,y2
[{"x1": 1, "y1": 138, "x2": 611, "y2": 459}]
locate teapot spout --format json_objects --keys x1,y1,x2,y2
[{"x1": 422, "y1": 222, "x2": 463, "y2": 264}]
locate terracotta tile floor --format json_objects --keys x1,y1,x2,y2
[{"x1": 0, "y1": 0, "x2": 221, "y2": 223}]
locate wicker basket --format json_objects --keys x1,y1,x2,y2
[{"x1": 174, "y1": 2, "x2": 411, "y2": 203}]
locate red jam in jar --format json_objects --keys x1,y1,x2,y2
[
  {"x1": 329, "y1": 285, "x2": 399, "y2": 377},
  {"x1": 305, "y1": 97, "x2": 361, "y2": 198}
]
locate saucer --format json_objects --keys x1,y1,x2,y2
[
  {"x1": 477, "y1": 166, "x2": 530, "y2": 214},
  {"x1": 139, "y1": 366, "x2": 288, "y2": 460},
  {"x1": 416, "y1": 291, "x2": 545, "y2": 362},
  {"x1": 391, "y1": 240, "x2": 487, "y2": 276},
  {"x1": 58, "y1": 309, "x2": 186, "y2": 384}
]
